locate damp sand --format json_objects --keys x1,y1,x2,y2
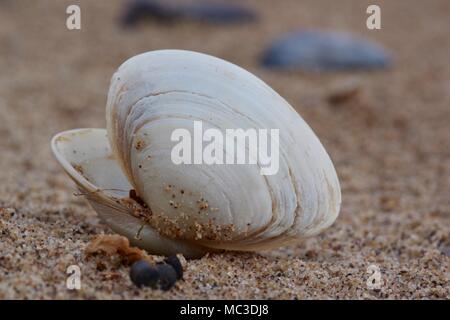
[{"x1": 0, "y1": 0, "x2": 448, "y2": 299}]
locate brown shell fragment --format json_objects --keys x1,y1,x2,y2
[{"x1": 85, "y1": 234, "x2": 151, "y2": 265}]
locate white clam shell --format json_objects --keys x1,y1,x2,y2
[
  {"x1": 52, "y1": 50, "x2": 341, "y2": 257},
  {"x1": 51, "y1": 129, "x2": 208, "y2": 258}
]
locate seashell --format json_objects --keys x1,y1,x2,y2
[
  {"x1": 51, "y1": 50, "x2": 341, "y2": 258},
  {"x1": 121, "y1": 0, "x2": 257, "y2": 27},
  {"x1": 262, "y1": 30, "x2": 392, "y2": 72}
]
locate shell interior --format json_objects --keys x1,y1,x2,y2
[{"x1": 51, "y1": 128, "x2": 208, "y2": 258}]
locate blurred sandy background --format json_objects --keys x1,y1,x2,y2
[{"x1": 0, "y1": 0, "x2": 448, "y2": 299}]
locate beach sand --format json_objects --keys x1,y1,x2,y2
[{"x1": 0, "y1": 0, "x2": 448, "y2": 299}]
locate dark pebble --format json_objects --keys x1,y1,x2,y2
[
  {"x1": 121, "y1": 0, "x2": 176, "y2": 26},
  {"x1": 261, "y1": 30, "x2": 392, "y2": 72},
  {"x1": 154, "y1": 263, "x2": 178, "y2": 290},
  {"x1": 179, "y1": 2, "x2": 257, "y2": 24},
  {"x1": 130, "y1": 259, "x2": 178, "y2": 290},
  {"x1": 121, "y1": 0, "x2": 257, "y2": 27},
  {"x1": 130, "y1": 260, "x2": 160, "y2": 288},
  {"x1": 164, "y1": 255, "x2": 183, "y2": 280}
]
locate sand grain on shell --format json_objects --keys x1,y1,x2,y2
[{"x1": 0, "y1": 0, "x2": 449, "y2": 299}]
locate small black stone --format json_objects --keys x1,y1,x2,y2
[
  {"x1": 155, "y1": 263, "x2": 178, "y2": 291},
  {"x1": 164, "y1": 255, "x2": 183, "y2": 280},
  {"x1": 130, "y1": 260, "x2": 159, "y2": 288}
]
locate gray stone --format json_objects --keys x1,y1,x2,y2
[{"x1": 262, "y1": 30, "x2": 392, "y2": 72}]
